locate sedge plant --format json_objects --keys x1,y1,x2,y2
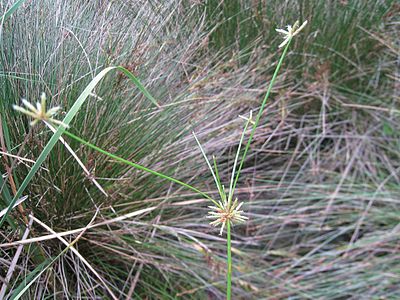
[
  {"x1": 10, "y1": 20, "x2": 307, "y2": 299},
  {"x1": 192, "y1": 20, "x2": 308, "y2": 299}
]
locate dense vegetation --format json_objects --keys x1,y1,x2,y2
[{"x1": 1, "y1": 0, "x2": 399, "y2": 299}]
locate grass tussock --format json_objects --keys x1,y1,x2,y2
[{"x1": 1, "y1": 0, "x2": 399, "y2": 299}]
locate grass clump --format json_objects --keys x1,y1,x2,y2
[{"x1": 1, "y1": 0, "x2": 400, "y2": 299}]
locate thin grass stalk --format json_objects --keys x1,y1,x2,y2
[
  {"x1": 223, "y1": 37, "x2": 293, "y2": 299},
  {"x1": 232, "y1": 38, "x2": 292, "y2": 194},
  {"x1": 226, "y1": 220, "x2": 232, "y2": 300}
]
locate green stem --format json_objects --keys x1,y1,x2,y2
[
  {"x1": 61, "y1": 130, "x2": 220, "y2": 207},
  {"x1": 226, "y1": 221, "x2": 232, "y2": 300},
  {"x1": 225, "y1": 41, "x2": 292, "y2": 298},
  {"x1": 232, "y1": 38, "x2": 292, "y2": 193}
]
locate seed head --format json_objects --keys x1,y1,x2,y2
[
  {"x1": 276, "y1": 20, "x2": 308, "y2": 48},
  {"x1": 207, "y1": 198, "x2": 248, "y2": 236},
  {"x1": 13, "y1": 93, "x2": 68, "y2": 128}
]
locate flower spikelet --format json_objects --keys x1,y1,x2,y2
[
  {"x1": 207, "y1": 198, "x2": 248, "y2": 236},
  {"x1": 13, "y1": 93, "x2": 68, "y2": 128},
  {"x1": 276, "y1": 20, "x2": 308, "y2": 48}
]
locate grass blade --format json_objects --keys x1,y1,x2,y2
[
  {"x1": 62, "y1": 130, "x2": 220, "y2": 208},
  {"x1": 228, "y1": 111, "x2": 252, "y2": 205},
  {"x1": 213, "y1": 155, "x2": 225, "y2": 204},
  {"x1": 1, "y1": 0, "x2": 27, "y2": 22},
  {"x1": 0, "y1": 175, "x2": 16, "y2": 229},
  {"x1": 193, "y1": 132, "x2": 223, "y2": 206},
  {"x1": 8, "y1": 257, "x2": 53, "y2": 300}
]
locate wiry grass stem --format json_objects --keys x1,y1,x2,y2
[
  {"x1": 226, "y1": 221, "x2": 232, "y2": 300},
  {"x1": 222, "y1": 38, "x2": 293, "y2": 300},
  {"x1": 231, "y1": 37, "x2": 292, "y2": 195}
]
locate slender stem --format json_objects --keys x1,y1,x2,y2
[
  {"x1": 226, "y1": 221, "x2": 232, "y2": 300},
  {"x1": 61, "y1": 130, "x2": 220, "y2": 207},
  {"x1": 224, "y1": 41, "x2": 292, "y2": 299},
  {"x1": 232, "y1": 38, "x2": 292, "y2": 193}
]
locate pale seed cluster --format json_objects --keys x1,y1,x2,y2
[
  {"x1": 13, "y1": 93, "x2": 68, "y2": 128},
  {"x1": 207, "y1": 198, "x2": 248, "y2": 236},
  {"x1": 276, "y1": 20, "x2": 308, "y2": 48}
]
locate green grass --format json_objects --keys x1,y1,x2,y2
[{"x1": 1, "y1": 0, "x2": 399, "y2": 299}]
